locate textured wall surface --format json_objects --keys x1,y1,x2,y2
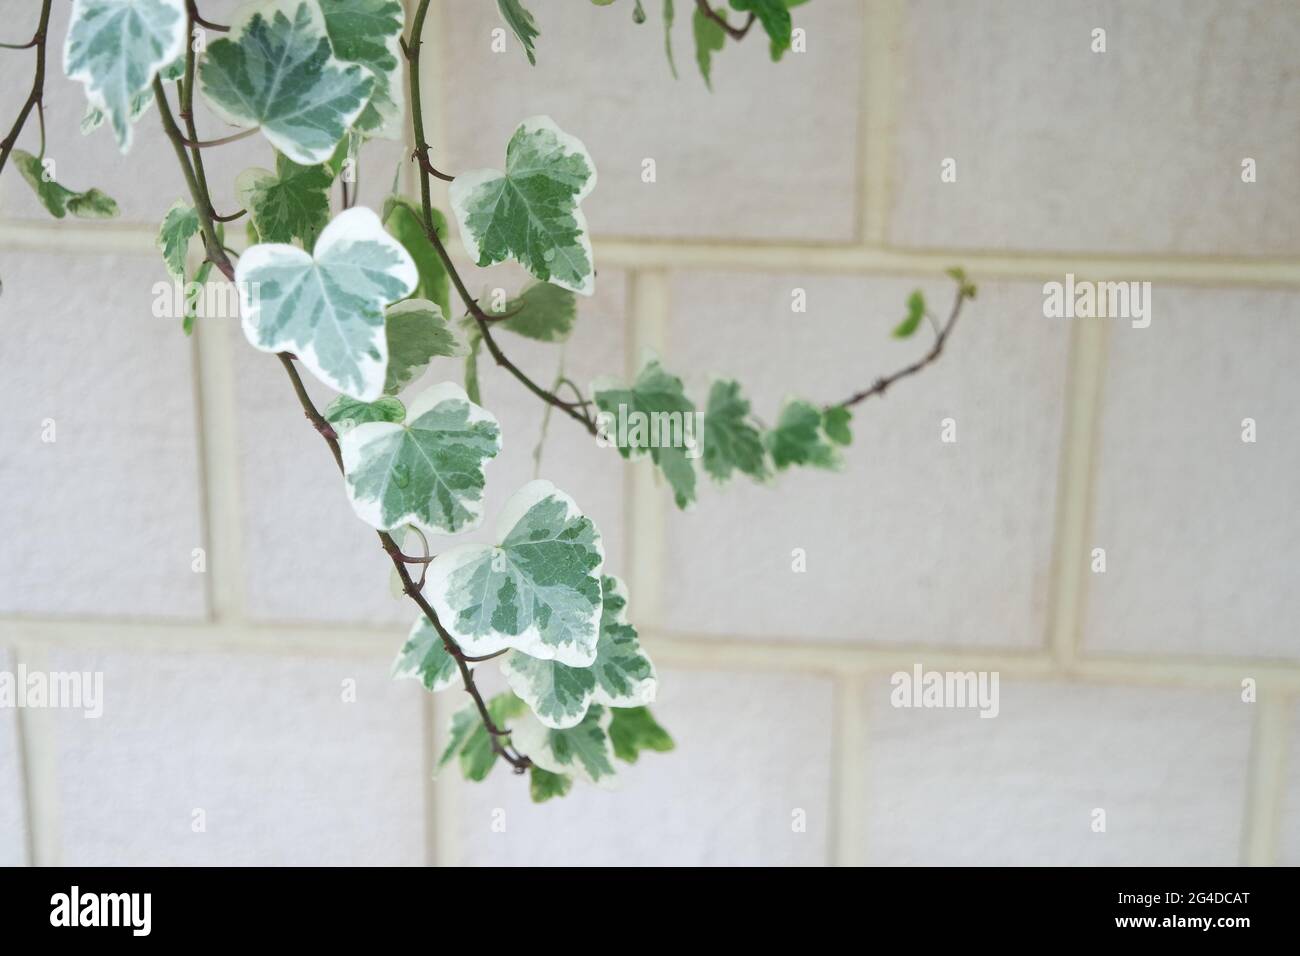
[{"x1": 0, "y1": 0, "x2": 1296, "y2": 867}]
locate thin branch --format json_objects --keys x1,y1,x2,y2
[
  {"x1": 473, "y1": 314, "x2": 599, "y2": 430},
  {"x1": 176, "y1": 126, "x2": 258, "y2": 149},
  {"x1": 693, "y1": 0, "x2": 755, "y2": 41},
  {"x1": 278, "y1": 353, "x2": 530, "y2": 769},
  {"x1": 0, "y1": 0, "x2": 52, "y2": 177},
  {"x1": 153, "y1": 77, "x2": 233, "y2": 281},
  {"x1": 404, "y1": 0, "x2": 595, "y2": 436},
  {"x1": 412, "y1": 145, "x2": 455, "y2": 182},
  {"x1": 212, "y1": 208, "x2": 247, "y2": 223},
  {"x1": 186, "y1": 0, "x2": 229, "y2": 32},
  {"x1": 153, "y1": 73, "x2": 528, "y2": 769},
  {"x1": 830, "y1": 283, "x2": 972, "y2": 410}
]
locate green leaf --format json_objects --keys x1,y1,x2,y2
[
  {"x1": 339, "y1": 381, "x2": 501, "y2": 535},
  {"x1": 64, "y1": 0, "x2": 187, "y2": 151},
  {"x1": 510, "y1": 705, "x2": 617, "y2": 784},
  {"x1": 450, "y1": 116, "x2": 597, "y2": 296},
  {"x1": 501, "y1": 574, "x2": 657, "y2": 729},
  {"x1": 382, "y1": 196, "x2": 451, "y2": 318},
  {"x1": 318, "y1": 0, "x2": 405, "y2": 137},
  {"x1": 692, "y1": 3, "x2": 727, "y2": 90},
  {"x1": 496, "y1": 0, "x2": 540, "y2": 65},
  {"x1": 392, "y1": 615, "x2": 463, "y2": 692},
  {"x1": 609, "y1": 705, "x2": 675, "y2": 763},
  {"x1": 236, "y1": 206, "x2": 417, "y2": 401},
  {"x1": 199, "y1": 0, "x2": 373, "y2": 165},
  {"x1": 488, "y1": 281, "x2": 577, "y2": 343},
  {"x1": 892, "y1": 290, "x2": 926, "y2": 339},
  {"x1": 12, "y1": 150, "x2": 119, "y2": 220},
  {"x1": 591, "y1": 356, "x2": 699, "y2": 509},
  {"x1": 79, "y1": 54, "x2": 183, "y2": 135},
  {"x1": 236, "y1": 153, "x2": 333, "y2": 247},
  {"x1": 702, "y1": 379, "x2": 768, "y2": 483},
  {"x1": 323, "y1": 394, "x2": 406, "y2": 434},
  {"x1": 729, "y1": 0, "x2": 792, "y2": 60},
  {"x1": 822, "y1": 405, "x2": 853, "y2": 446},
  {"x1": 384, "y1": 300, "x2": 466, "y2": 395},
  {"x1": 443, "y1": 691, "x2": 527, "y2": 781},
  {"x1": 947, "y1": 266, "x2": 978, "y2": 300},
  {"x1": 156, "y1": 199, "x2": 199, "y2": 280},
  {"x1": 663, "y1": 0, "x2": 678, "y2": 78},
  {"x1": 765, "y1": 398, "x2": 843, "y2": 471},
  {"x1": 529, "y1": 767, "x2": 572, "y2": 802},
  {"x1": 427, "y1": 480, "x2": 605, "y2": 666}
]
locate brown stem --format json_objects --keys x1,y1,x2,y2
[
  {"x1": 693, "y1": 0, "x2": 755, "y2": 41},
  {"x1": 277, "y1": 353, "x2": 530, "y2": 769},
  {"x1": 0, "y1": 0, "x2": 52, "y2": 176},
  {"x1": 186, "y1": 0, "x2": 229, "y2": 32},
  {"x1": 412, "y1": 145, "x2": 455, "y2": 182},
  {"x1": 153, "y1": 77, "x2": 234, "y2": 281},
  {"x1": 830, "y1": 283, "x2": 971, "y2": 410}
]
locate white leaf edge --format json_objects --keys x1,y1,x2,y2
[
  {"x1": 391, "y1": 615, "x2": 471, "y2": 692},
  {"x1": 201, "y1": 0, "x2": 372, "y2": 165},
  {"x1": 64, "y1": 0, "x2": 188, "y2": 153},
  {"x1": 449, "y1": 115, "x2": 597, "y2": 297},
  {"x1": 426, "y1": 479, "x2": 606, "y2": 667},
  {"x1": 338, "y1": 380, "x2": 500, "y2": 535},
  {"x1": 236, "y1": 205, "x2": 417, "y2": 402},
  {"x1": 508, "y1": 706, "x2": 617, "y2": 788},
  {"x1": 500, "y1": 574, "x2": 656, "y2": 730}
]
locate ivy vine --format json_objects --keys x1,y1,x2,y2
[{"x1": 0, "y1": 0, "x2": 974, "y2": 802}]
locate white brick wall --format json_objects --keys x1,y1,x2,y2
[{"x1": 0, "y1": 0, "x2": 1296, "y2": 866}]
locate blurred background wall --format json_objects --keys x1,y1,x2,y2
[{"x1": 1, "y1": 0, "x2": 1298, "y2": 865}]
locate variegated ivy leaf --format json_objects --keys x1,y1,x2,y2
[
  {"x1": 501, "y1": 575, "x2": 656, "y2": 729},
  {"x1": 323, "y1": 394, "x2": 405, "y2": 434},
  {"x1": 450, "y1": 116, "x2": 597, "y2": 296},
  {"x1": 199, "y1": 0, "x2": 373, "y2": 165},
  {"x1": 488, "y1": 281, "x2": 577, "y2": 343},
  {"x1": 339, "y1": 382, "x2": 501, "y2": 535},
  {"x1": 765, "y1": 398, "x2": 843, "y2": 471},
  {"x1": 496, "y1": 0, "x2": 540, "y2": 65},
  {"x1": 12, "y1": 150, "x2": 119, "y2": 220},
  {"x1": 64, "y1": 0, "x2": 187, "y2": 152},
  {"x1": 382, "y1": 196, "x2": 451, "y2": 319},
  {"x1": 236, "y1": 206, "x2": 417, "y2": 401},
  {"x1": 319, "y1": 0, "x2": 405, "y2": 137},
  {"x1": 392, "y1": 616, "x2": 466, "y2": 692},
  {"x1": 236, "y1": 153, "x2": 333, "y2": 246},
  {"x1": 384, "y1": 300, "x2": 466, "y2": 395},
  {"x1": 703, "y1": 378, "x2": 769, "y2": 483},
  {"x1": 426, "y1": 480, "x2": 605, "y2": 667},
  {"x1": 509, "y1": 704, "x2": 617, "y2": 785},
  {"x1": 80, "y1": 55, "x2": 183, "y2": 135},
  {"x1": 591, "y1": 356, "x2": 698, "y2": 509},
  {"x1": 157, "y1": 199, "x2": 199, "y2": 281}
]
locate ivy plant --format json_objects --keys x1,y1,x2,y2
[{"x1": 0, "y1": 0, "x2": 975, "y2": 803}]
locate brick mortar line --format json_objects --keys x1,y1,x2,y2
[
  {"x1": 4, "y1": 222, "x2": 1300, "y2": 287},
  {"x1": 6, "y1": 620, "x2": 1300, "y2": 687},
  {"x1": 1242, "y1": 693, "x2": 1290, "y2": 865},
  {"x1": 859, "y1": 0, "x2": 903, "y2": 244},
  {"x1": 10, "y1": 645, "x2": 61, "y2": 866}
]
